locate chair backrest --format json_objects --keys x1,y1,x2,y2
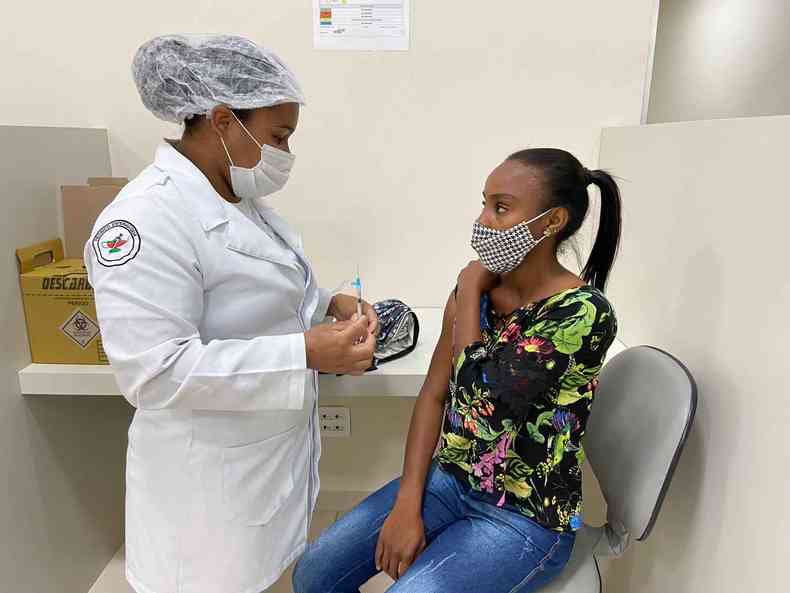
[{"x1": 585, "y1": 346, "x2": 697, "y2": 541}]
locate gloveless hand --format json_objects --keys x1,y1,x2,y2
[
  {"x1": 457, "y1": 260, "x2": 499, "y2": 294},
  {"x1": 304, "y1": 316, "x2": 375, "y2": 375},
  {"x1": 328, "y1": 293, "x2": 380, "y2": 336},
  {"x1": 375, "y1": 505, "x2": 427, "y2": 581}
]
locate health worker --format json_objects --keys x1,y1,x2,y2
[{"x1": 85, "y1": 34, "x2": 378, "y2": 593}]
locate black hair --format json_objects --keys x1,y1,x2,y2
[
  {"x1": 507, "y1": 148, "x2": 622, "y2": 291},
  {"x1": 183, "y1": 108, "x2": 255, "y2": 133}
]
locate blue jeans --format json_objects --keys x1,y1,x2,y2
[{"x1": 293, "y1": 461, "x2": 574, "y2": 593}]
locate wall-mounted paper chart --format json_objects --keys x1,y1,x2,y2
[{"x1": 313, "y1": 0, "x2": 410, "y2": 51}]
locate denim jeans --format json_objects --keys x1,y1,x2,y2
[{"x1": 293, "y1": 461, "x2": 575, "y2": 593}]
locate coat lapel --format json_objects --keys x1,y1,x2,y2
[
  {"x1": 224, "y1": 204, "x2": 301, "y2": 271},
  {"x1": 154, "y1": 143, "x2": 304, "y2": 272},
  {"x1": 254, "y1": 202, "x2": 306, "y2": 260}
]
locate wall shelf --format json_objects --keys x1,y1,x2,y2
[{"x1": 18, "y1": 307, "x2": 626, "y2": 398}]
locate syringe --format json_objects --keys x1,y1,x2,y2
[{"x1": 351, "y1": 267, "x2": 363, "y2": 319}]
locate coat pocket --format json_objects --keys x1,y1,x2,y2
[{"x1": 221, "y1": 425, "x2": 298, "y2": 525}]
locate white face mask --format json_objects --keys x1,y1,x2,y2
[
  {"x1": 219, "y1": 112, "x2": 295, "y2": 200},
  {"x1": 471, "y1": 209, "x2": 552, "y2": 274}
]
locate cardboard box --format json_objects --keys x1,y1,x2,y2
[
  {"x1": 16, "y1": 239, "x2": 107, "y2": 365},
  {"x1": 60, "y1": 177, "x2": 128, "y2": 258},
  {"x1": 86, "y1": 177, "x2": 127, "y2": 187}
]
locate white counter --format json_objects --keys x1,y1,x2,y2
[{"x1": 18, "y1": 307, "x2": 626, "y2": 398}]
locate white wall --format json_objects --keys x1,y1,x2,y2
[
  {"x1": 598, "y1": 116, "x2": 789, "y2": 593},
  {"x1": 1, "y1": 0, "x2": 655, "y2": 307},
  {"x1": 0, "y1": 126, "x2": 133, "y2": 593},
  {"x1": 1, "y1": 5, "x2": 655, "y2": 587},
  {"x1": 649, "y1": 0, "x2": 790, "y2": 122}
]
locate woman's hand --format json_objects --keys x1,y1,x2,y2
[
  {"x1": 375, "y1": 503, "x2": 427, "y2": 581},
  {"x1": 304, "y1": 317, "x2": 375, "y2": 375},
  {"x1": 328, "y1": 294, "x2": 380, "y2": 336},
  {"x1": 457, "y1": 260, "x2": 499, "y2": 296}
]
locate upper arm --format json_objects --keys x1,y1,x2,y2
[
  {"x1": 85, "y1": 194, "x2": 203, "y2": 378},
  {"x1": 418, "y1": 290, "x2": 457, "y2": 403},
  {"x1": 87, "y1": 194, "x2": 204, "y2": 367}
]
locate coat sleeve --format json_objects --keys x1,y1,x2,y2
[{"x1": 85, "y1": 194, "x2": 308, "y2": 411}]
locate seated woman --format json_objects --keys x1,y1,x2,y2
[{"x1": 293, "y1": 148, "x2": 621, "y2": 593}]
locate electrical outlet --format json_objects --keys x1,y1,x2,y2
[{"x1": 318, "y1": 406, "x2": 350, "y2": 438}]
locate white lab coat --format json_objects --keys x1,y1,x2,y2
[{"x1": 85, "y1": 142, "x2": 329, "y2": 593}]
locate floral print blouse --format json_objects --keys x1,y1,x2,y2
[{"x1": 438, "y1": 286, "x2": 617, "y2": 533}]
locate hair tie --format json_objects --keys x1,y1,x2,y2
[{"x1": 582, "y1": 168, "x2": 593, "y2": 186}]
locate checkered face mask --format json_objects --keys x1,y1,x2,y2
[{"x1": 471, "y1": 209, "x2": 552, "y2": 274}]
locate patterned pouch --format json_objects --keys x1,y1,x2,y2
[{"x1": 372, "y1": 299, "x2": 420, "y2": 366}]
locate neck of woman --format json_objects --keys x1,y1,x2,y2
[
  {"x1": 174, "y1": 136, "x2": 238, "y2": 203},
  {"x1": 493, "y1": 248, "x2": 582, "y2": 313}
]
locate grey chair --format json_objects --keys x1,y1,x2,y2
[{"x1": 541, "y1": 346, "x2": 697, "y2": 593}]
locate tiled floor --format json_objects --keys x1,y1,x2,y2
[{"x1": 88, "y1": 511, "x2": 395, "y2": 593}]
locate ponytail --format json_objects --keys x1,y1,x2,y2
[
  {"x1": 582, "y1": 170, "x2": 622, "y2": 291},
  {"x1": 507, "y1": 149, "x2": 623, "y2": 292}
]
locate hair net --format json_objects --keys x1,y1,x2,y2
[{"x1": 132, "y1": 34, "x2": 305, "y2": 124}]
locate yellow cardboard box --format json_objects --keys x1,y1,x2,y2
[{"x1": 16, "y1": 239, "x2": 107, "y2": 365}]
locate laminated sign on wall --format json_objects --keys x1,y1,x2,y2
[{"x1": 313, "y1": 0, "x2": 410, "y2": 51}]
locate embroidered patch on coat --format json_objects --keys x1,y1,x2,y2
[{"x1": 92, "y1": 220, "x2": 141, "y2": 267}]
